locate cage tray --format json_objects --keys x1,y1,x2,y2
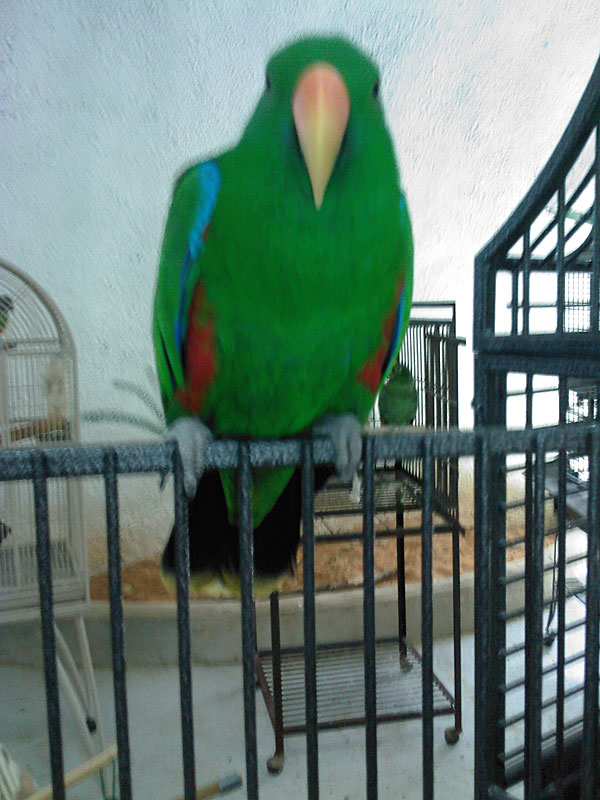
[
  {"x1": 314, "y1": 470, "x2": 422, "y2": 518},
  {"x1": 257, "y1": 637, "x2": 455, "y2": 733}
]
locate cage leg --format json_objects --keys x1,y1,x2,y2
[
  {"x1": 75, "y1": 615, "x2": 104, "y2": 738},
  {"x1": 75, "y1": 616, "x2": 112, "y2": 791},
  {"x1": 253, "y1": 602, "x2": 260, "y2": 688},
  {"x1": 54, "y1": 618, "x2": 112, "y2": 792},
  {"x1": 267, "y1": 591, "x2": 285, "y2": 774},
  {"x1": 444, "y1": 520, "x2": 462, "y2": 745},
  {"x1": 54, "y1": 624, "x2": 89, "y2": 714},
  {"x1": 56, "y1": 658, "x2": 98, "y2": 762},
  {"x1": 396, "y1": 502, "x2": 412, "y2": 672}
]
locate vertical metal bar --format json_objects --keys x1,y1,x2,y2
[
  {"x1": 32, "y1": 452, "x2": 65, "y2": 800},
  {"x1": 448, "y1": 317, "x2": 460, "y2": 512},
  {"x1": 590, "y1": 124, "x2": 599, "y2": 331},
  {"x1": 556, "y1": 184, "x2": 566, "y2": 334},
  {"x1": 362, "y1": 435, "x2": 378, "y2": 800},
  {"x1": 523, "y1": 231, "x2": 531, "y2": 335},
  {"x1": 421, "y1": 438, "x2": 434, "y2": 800},
  {"x1": 474, "y1": 434, "x2": 491, "y2": 800},
  {"x1": 523, "y1": 360, "x2": 534, "y2": 794},
  {"x1": 396, "y1": 504, "x2": 408, "y2": 659},
  {"x1": 486, "y1": 257, "x2": 498, "y2": 334},
  {"x1": 450, "y1": 516, "x2": 462, "y2": 736},
  {"x1": 415, "y1": 325, "x2": 424, "y2": 429},
  {"x1": 472, "y1": 255, "x2": 494, "y2": 344},
  {"x1": 104, "y1": 449, "x2": 132, "y2": 800},
  {"x1": 434, "y1": 329, "x2": 442, "y2": 430},
  {"x1": 238, "y1": 442, "x2": 259, "y2": 799},
  {"x1": 433, "y1": 331, "x2": 443, "y2": 493},
  {"x1": 269, "y1": 592, "x2": 285, "y2": 767},
  {"x1": 525, "y1": 373, "x2": 533, "y2": 429},
  {"x1": 554, "y1": 380, "x2": 568, "y2": 800},
  {"x1": 425, "y1": 329, "x2": 434, "y2": 432},
  {"x1": 495, "y1": 366, "x2": 508, "y2": 785},
  {"x1": 172, "y1": 446, "x2": 196, "y2": 800},
  {"x1": 476, "y1": 363, "x2": 508, "y2": 788},
  {"x1": 524, "y1": 436, "x2": 545, "y2": 799},
  {"x1": 511, "y1": 264, "x2": 519, "y2": 334},
  {"x1": 301, "y1": 440, "x2": 319, "y2": 800},
  {"x1": 581, "y1": 427, "x2": 600, "y2": 798}
]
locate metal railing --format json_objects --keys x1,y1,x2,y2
[{"x1": 1, "y1": 422, "x2": 599, "y2": 798}]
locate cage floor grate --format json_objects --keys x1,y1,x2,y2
[
  {"x1": 258, "y1": 638, "x2": 454, "y2": 732},
  {"x1": 314, "y1": 471, "x2": 421, "y2": 518}
]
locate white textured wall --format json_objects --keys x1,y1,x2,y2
[{"x1": 1, "y1": 1, "x2": 599, "y2": 569}]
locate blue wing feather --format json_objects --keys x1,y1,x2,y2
[
  {"x1": 381, "y1": 288, "x2": 405, "y2": 377},
  {"x1": 173, "y1": 160, "x2": 221, "y2": 365}
]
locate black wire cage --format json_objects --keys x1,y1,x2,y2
[
  {"x1": 473, "y1": 51, "x2": 600, "y2": 800},
  {"x1": 255, "y1": 302, "x2": 465, "y2": 775}
]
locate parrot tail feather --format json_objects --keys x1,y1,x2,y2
[{"x1": 159, "y1": 465, "x2": 334, "y2": 600}]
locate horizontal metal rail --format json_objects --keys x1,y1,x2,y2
[{"x1": 0, "y1": 423, "x2": 596, "y2": 479}]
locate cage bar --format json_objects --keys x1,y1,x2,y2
[
  {"x1": 421, "y1": 439, "x2": 435, "y2": 800},
  {"x1": 301, "y1": 440, "x2": 319, "y2": 799},
  {"x1": 237, "y1": 442, "x2": 259, "y2": 800},
  {"x1": 581, "y1": 427, "x2": 600, "y2": 797},
  {"x1": 32, "y1": 451, "x2": 65, "y2": 800},
  {"x1": 104, "y1": 449, "x2": 132, "y2": 800},
  {"x1": 173, "y1": 446, "x2": 196, "y2": 800},
  {"x1": 362, "y1": 435, "x2": 378, "y2": 800}
]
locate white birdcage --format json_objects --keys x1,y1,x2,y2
[
  {"x1": 0, "y1": 258, "x2": 86, "y2": 621},
  {"x1": 0, "y1": 259, "x2": 112, "y2": 794}
]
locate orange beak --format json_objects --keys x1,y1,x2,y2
[{"x1": 292, "y1": 63, "x2": 350, "y2": 210}]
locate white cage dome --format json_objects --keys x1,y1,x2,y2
[{"x1": 0, "y1": 258, "x2": 86, "y2": 623}]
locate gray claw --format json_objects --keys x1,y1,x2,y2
[
  {"x1": 313, "y1": 413, "x2": 363, "y2": 482},
  {"x1": 166, "y1": 417, "x2": 213, "y2": 498}
]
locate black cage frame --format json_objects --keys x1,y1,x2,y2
[
  {"x1": 255, "y1": 301, "x2": 465, "y2": 774},
  {"x1": 474, "y1": 52, "x2": 600, "y2": 800}
]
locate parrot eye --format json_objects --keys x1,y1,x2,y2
[{"x1": 372, "y1": 81, "x2": 380, "y2": 98}]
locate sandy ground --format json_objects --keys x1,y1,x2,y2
[{"x1": 90, "y1": 507, "x2": 533, "y2": 601}]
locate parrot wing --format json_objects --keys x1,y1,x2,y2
[
  {"x1": 380, "y1": 195, "x2": 414, "y2": 386},
  {"x1": 153, "y1": 160, "x2": 221, "y2": 425},
  {"x1": 355, "y1": 193, "x2": 414, "y2": 402}
]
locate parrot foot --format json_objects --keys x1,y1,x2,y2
[
  {"x1": 313, "y1": 413, "x2": 363, "y2": 482},
  {"x1": 166, "y1": 417, "x2": 213, "y2": 499}
]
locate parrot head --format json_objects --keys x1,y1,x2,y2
[{"x1": 241, "y1": 36, "x2": 396, "y2": 211}]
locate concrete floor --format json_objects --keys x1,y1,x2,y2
[{"x1": 1, "y1": 632, "x2": 475, "y2": 800}]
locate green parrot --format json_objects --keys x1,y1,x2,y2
[
  {"x1": 378, "y1": 364, "x2": 418, "y2": 426},
  {"x1": 153, "y1": 35, "x2": 413, "y2": 597}
]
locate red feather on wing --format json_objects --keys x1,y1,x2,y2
[{"x1": 175, "y1": 282, "x2": 217, "y2": 415}]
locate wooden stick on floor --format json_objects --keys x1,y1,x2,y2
[
  {"x1": 175, "y1": 771, "x2": 243, "y2": 799},
  {"x1": 26, "y1": 745, "x2": 117, "y2": 800}
]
